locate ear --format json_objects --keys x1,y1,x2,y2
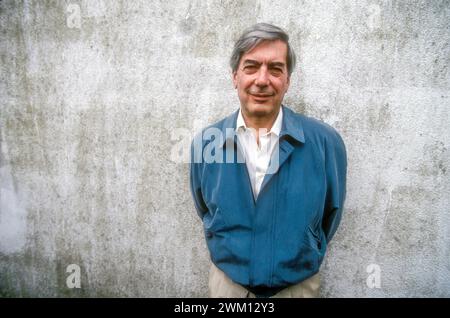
[
  {"x1": 232, "y1": 71, "x2": 237, "y2": 89},
  {"x1": 285, "y1": 75, "x2": 291, "y2": 91}
]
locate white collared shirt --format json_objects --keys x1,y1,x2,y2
[{"x1": 236, "y1": 107, "x2": 283, "y2": 200}]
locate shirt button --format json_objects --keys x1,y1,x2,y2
[{"x1": 206, "y1": 231, "x2": 213, "y2": 239}]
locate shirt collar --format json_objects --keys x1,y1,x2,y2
[
  {"x1": 235, "y1": 106, "x2": 283, "y2": 137},
  {"x1": 221, "y1": 105, "x2": 305, "y2": 148}
]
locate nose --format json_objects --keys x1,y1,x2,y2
[{"x1": 254, "y1": 67, "x2": 270, "y2": 87}]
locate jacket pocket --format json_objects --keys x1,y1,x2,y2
[
  {"x1": 308, "y1": 225, "x2": 322, "y2": 251},
  {"x1": 203, "y1": 207, "x2": 227, "y2": 238},
  {"x1": 202, "y1": 208, "x2": 231, "y2": 264}
]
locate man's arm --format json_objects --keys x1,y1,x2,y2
[
  {"x1": 322, "y1": 130, "x2": 348, "y2": 243},
  {"x1": 189, "y1": 138, "x2": 208, "y2": 220}
]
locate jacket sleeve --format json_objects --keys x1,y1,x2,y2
[
  {"x1": 189, "y1": 135, "x2": 208, "y2": 220},
  {"x1": 322, "y1": 129, "x2": 347, "y2": 243}
]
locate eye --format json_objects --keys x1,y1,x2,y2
[
  {"x1": 243, "y1": 65, "x2": 258, "y2": 73},
  {"x1": 270, "y1": 68, "x2": 283, "y2": 76}
]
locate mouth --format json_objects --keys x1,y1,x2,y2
[{"x1": 249, "y1": 92, "x2": 274, "y2": 101}]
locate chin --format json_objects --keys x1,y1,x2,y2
[{"x1": 247, "y1": 103, "x2": 276, "y2": 117}]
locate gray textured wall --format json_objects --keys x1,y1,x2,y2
[{"x1": 1, "y1": 0, "x2": 449, "y2": 297}]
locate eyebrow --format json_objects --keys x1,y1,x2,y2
[
  {"x1": 269, "y1": 62, "x2": 286, "y2": 68},
  {"x1": 242, "y1": 59, "x2": 286, "y2": 68}
]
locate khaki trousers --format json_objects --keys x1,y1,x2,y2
[{"x1": 208, "y1": 263, "x2": 320, "y2": 298}]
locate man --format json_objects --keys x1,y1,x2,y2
[{"x1": 190, "y1": 23, "x2": 347, "y2": 298}]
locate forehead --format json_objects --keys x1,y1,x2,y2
[{"x1": 240, "y1": 40, "x2": 288, "y2": 64}]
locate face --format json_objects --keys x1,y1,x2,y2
[{"x1": 232, "y1": 39, "x2": 290, "y2": 119}]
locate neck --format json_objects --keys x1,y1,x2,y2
[
  {"x1": 240, "y1": 106, "x2": 281, "y2": 146},
  {"x1": 241, "y1": 106, "x2": 281, "y2": 132}
]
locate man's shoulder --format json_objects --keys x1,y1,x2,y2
[
  {"x1": 302, "y1": 114, "x2": 341, "y2": 138},
  {"x1": 208, "y1": 109, "x2": 239, "y2": 131},
  {"x1": 191, "y1": 109, "x2": 239, "y2": 148},
  {"x1": 284, "y1": 106, "x2": 345, "y2": 146}
]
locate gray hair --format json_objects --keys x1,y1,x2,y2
[{"x1": 230, "y1": 23, "x2": 296, "y2": 77}]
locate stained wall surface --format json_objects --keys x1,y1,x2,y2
[{"x1": 1, "y1": 1, "x2": 449, "y2": 297}]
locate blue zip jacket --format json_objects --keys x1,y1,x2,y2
[{"x1": 190, "y1": 105, "x2": 347, "y2": 296}]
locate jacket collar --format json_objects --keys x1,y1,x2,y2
[
  {"x1": 235, "y1": 106, "x2": 283, "y2": 137},
  {"x1": 220, "y1": 105, "x2": 305, "y2": 148}
]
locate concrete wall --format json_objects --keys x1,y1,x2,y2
[{"x1": 1, "y1": 0, "x2": 449, "y2": 297}]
